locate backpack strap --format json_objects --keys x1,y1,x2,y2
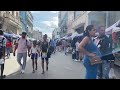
[{"x1": 1, "y1": 37, "x2": 5, "y2": 47}]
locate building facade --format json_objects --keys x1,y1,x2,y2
[
  {"x1": 67, "y1": 11, "x2": 74, "y2": 34},
  {"x1": 59, "y1": 11, "x2": 120, "y2": 37},
  {"x1": 19, "y1": 11, "x2": 27, "y2": 32},
  {"x1": 32, "y1": 30, "x2": 42, "y2": 40},
  {"x1": 72, "y1": 11, "x2": 87, "y2": 34},
  {"x1": 0, "y1": 11, "x2": 22, "y2": 34},
  {"x1": 26, "y1": 11, "x2": 33, "y2": 38},
  {"x1": 52, "y1": 28, "x2": 60, "y2": 39},
  {"x1": 58, "y1": 11, "x2": 68, "y2": 37}
]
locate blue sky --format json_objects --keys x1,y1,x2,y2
[{"x1": 31, "y1": 11, "x2": 58, "y2": 38}]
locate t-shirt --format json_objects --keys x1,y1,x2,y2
[
  {"x1": 75, "y1": 42, "x2": 80, "y2": 51},
  {"x1": 16, "y1": 38, "x2": 30, "y2": 53},
  {"x1": 6, "y1": 40, "x2": 12, "y2": 47},
  {"x1": 41, "y1": 41, "x2": 48, "y2": 52},
  {"x1": 31, "y1": 46, "x2": 39, "y2": 54},
  {"x1": 49, "y1": 40, "x2": 55, "y2": 47},
  {"x1": 0, "y1": 35, "x2": 6, "y2": 47}
]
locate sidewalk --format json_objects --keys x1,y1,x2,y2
[{"x1": 3, "y1": 53, "x2": 30, "y2": 76}]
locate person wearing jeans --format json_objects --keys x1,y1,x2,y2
[
  {"x1": 13, "y1": 32, "x2": 30, "y2": 74},
  {"x1": 6, "y1": 38, "x2": 12, "y2": 58},
  {"x1": 95, "y1": 26, "x2": 112, "y2": 79}
]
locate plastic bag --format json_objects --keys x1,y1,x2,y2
[
  {"x1": 0, "y1": 59, "x2": 4, "y2": 64},
  {"x1": 109, "y1": 68, "x2": 116, "y2": 79}
]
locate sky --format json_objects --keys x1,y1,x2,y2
[{"x1": 31, "y1": 11, "x2": 58, "y2": 38}]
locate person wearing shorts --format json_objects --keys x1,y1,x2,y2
[
  {"x1": 30, "y1": 40, "x2": 40, "y2": 73},
  {"x1": 41, "y1": 34, "x2": 49, "y2": 74}
]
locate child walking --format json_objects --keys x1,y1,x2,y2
[{"x1": 30, "y1": 40, "x2": 40, "y2": 73}]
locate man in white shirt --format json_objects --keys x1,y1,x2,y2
[{"x1": 13, "y1": 32, "x2": 30, "y2": 74}]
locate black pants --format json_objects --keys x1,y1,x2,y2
[
  {"x1": 0, "y1": 64, "x2": 4, "y2": 76},
  {"x1": 76, "y1": 51, "x2": 79, "y2": 60}
]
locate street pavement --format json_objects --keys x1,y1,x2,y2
[
  {"x1": 2, "y1": 51, "x2": 120, "y2": 79},
  {"x1": 4, "y1": 52, "x2": 85, "y2": 79}
]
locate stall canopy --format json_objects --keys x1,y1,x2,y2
[
  {"x1": 4, "y1": 32, "x2": 21, "y2": 39},
  {"x1": 105, "y1": 19, "x2": 120, "y2": 35},
  {"x1": 70, "y1": 32, "x2": 83, "y2": 39}
]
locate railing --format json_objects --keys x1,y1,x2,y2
[{"x1": 4, "y1": 12, "x2": 21, "y2": 26}]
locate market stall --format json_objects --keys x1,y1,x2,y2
[{"x1": 105, "y1": 20, "x2": 120, "y2": 67}]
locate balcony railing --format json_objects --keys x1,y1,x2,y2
[{"x1": 4, "y1": 12, "x2": 21, "y2": 26}]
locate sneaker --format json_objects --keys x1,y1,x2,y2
[
  {"x1": 75, "y1": 59, "x2": 78, "y2": 61},
  {"x1": 32, "y1": 70, "x2": 35, "y2": 73},
  {"x1": 42, "y1": 71, "x2": 44, "y2": 74},
  {"x1": 21, "y1": 70, "x2": 25, "y2": 74},
  {"x1": 46, "y1": 66, "x2": 48, "y2": 71}
]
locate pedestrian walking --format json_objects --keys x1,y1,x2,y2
[
  {"x1": 30, "y1": 40, "x2": 40, "y2": 73},
  {"x1": 0, "y1": 30, "x2": 6, "y2": 79},
  {"x1": 6, "y1": 37, "x2": 12, "y2": 59},
  {"x1": 79, "y1": 25, "x2": 101, "y2": 79},
  {"x1": 95, "y1": 26, "x2": 113, "y2": 79},
  {"x1": 41, "y1": 34, "x2": 49, "y2": 74},
  {"x1": 49, "y1": 39, "x2": 55, "y2": 54},
  {"x1": 13, "y1": 32, "x2": 30, "y2": 74}
]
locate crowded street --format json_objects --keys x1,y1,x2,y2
[{"x1": 1, "y1": 11, "x2": 120, "y2": 79}]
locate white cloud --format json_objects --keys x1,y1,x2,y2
[
  {"x1": 31, "y1": 11, "x2": 42, "y2": 14},
  {"x1": 52, "y1": 17, "x2": 58, "y2": 21},
  {"x1": 50, "y1": 11, "x2": 58, "y2": 13},
  {"x1": 42, "y1": 21, "x2": 51, "y2": 27},
  {"x1": 33, "y1": 27, "x2": 42, "y2": 31},
  {"x1": 41, "y1": 16, "x2": 58, "y2": 28}
]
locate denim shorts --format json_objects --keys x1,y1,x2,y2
[{"x1": 31, "y1": 53, "x2": 38, "y2": 60}]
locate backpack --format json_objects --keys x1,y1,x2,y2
[
  {"x1": 18, "y1": 38, "x2": 28, "y2": 47},
  {"x1": 0, "y1": 37, "x2": 5, "y2": 59}
]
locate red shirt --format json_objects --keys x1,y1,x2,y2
[{"x1": 6, "y1": 41, "x2": 12, "y2": 47}]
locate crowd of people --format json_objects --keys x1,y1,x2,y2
[
  {"x1": 0, "y1": 24, "x2": 119, "y2": 79},
  {"x1": 0, "y1": 30, "x2": 55, "y2": 79}
]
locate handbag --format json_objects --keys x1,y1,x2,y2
[{"x1": 89, "y1": 55, "x2": 102, "y2": 65}]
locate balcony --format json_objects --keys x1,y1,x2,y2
[{"x1": 4, "y1": 12, "x2": 22, "y2": 28}]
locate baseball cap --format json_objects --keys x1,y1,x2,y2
[{"x1": 22, "y1": 32, "x2": 27, "y2": 35}]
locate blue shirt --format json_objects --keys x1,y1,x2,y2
[{"x1": 49, "y1": 40, "x2": 55, "y2": 47}]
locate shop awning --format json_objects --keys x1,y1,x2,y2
[
  {"x1": 105, "y1": 19, "x2": 120, "y2": 34},
  {"x1": 70, "y1": 32, "x2": 83, "y2": 39}
]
